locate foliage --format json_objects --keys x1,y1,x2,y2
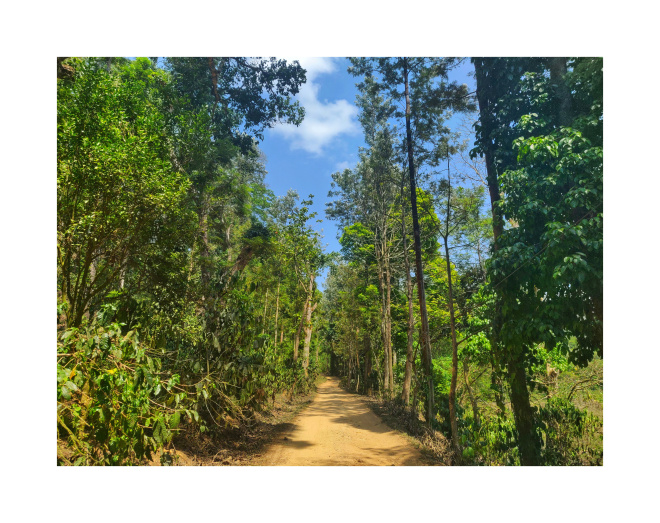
[{"x1": 57, "y1": 304, "x2": 188, "y2": 465}]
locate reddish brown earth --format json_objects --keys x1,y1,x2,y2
[{"x1": 252, "y1": 376, "x2": 425, "y2": 466}]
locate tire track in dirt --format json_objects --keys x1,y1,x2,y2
[{"x1": 253, "y1": 376, "x2": 424, "y2": 466}]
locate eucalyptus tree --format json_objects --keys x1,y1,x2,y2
[
  {"x1": 348, "y1": 57, "x2": 475, "y2": 421},
  {"x1": 327, "y1": 78, "x2": 402, "y2": 394},
  {"x1": 279, "y1": 195, "x2": 324, "y2": 376}
]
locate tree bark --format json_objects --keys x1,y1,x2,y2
[
  {"x1": 403, "y1": 57, "x2": 434, "y2": 422},
  {"x1": 302, "y1": 273, "x2": 316, "y2": 377},
  {"x1": 443, "y1": 163, "x2": 461, "y2": 461},
  {"x1": 444, "y1": 235, "x2": 461, "y2": 463},
  {"x1": 400, "y1": 184, "x2": 415, "y2": 406},
  {"x1": 508, "y1": 356, "x2": 540, "y2": 465},
  {"x1": 376, "y1": 254, "x2": 391, "y2": 395},
  {"x1": 293, "y1": 304, "x2": 305, "y2": 363},
  {"x1": 273, "y1": 280, "x2": 280, "y2": 348}
]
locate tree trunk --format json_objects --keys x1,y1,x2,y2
[
  {"x1": 401, "y1": 185, "x2": 415, "y2": 406},
  {"x1": 302, "y1": 273, "x2": 316, "y2": 377},
  {"x1": 293, "y1": 304, "x2": 305, "y2": 363},
  {"x1": 273, "y1": 280, "x2": 280, "y2": 348},
  {"x1": 384, "y1": 255, "x2": 394, "y2": 392},
  {"x1": 508, "y1": 356, "x2": 540, "y2": 465},
  {"x1": 444, "y1": 166, "x2": 461, "y2": 463},
  {"x1": 364, "y1": 338, "x2": 372, "y2": 395},
  {"x1": 376, "y1": 254, "x2": 391, "y2": 395},
  {"x1": 444, "y1": 237, "x2": 461, "y2": 462},
  {"x1": 404, "y1": 57, "x2": 434, "y2": 422}
]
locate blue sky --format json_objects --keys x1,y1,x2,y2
[{"x1": 258, "y1": 57, "x2": 476, "y2": 289}]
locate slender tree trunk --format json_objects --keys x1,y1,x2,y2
[
  {"x1": 385, "y1": 256, "x2": 394, "y2": 392},
  {"x1": 400, "y1": 187, "x2": 415, "y2": 406},
  {"x1": 303, "y1": 296, "x2": 316, "y2": 378},
  {"x1": 376, "y1": 254, "x2": 391, "y2": 395},
  {"x1": 444, "y1": 235, "x2": 461, "y2": 462},
  {"x1": 273, "y1": 280, "x2": 280, "y2": 348},
  {"x1": 404, "y1": 57, "x2": 434, "y2": 422},
  {"x1": 444, "y1": 165, "x2": 461, "y2": 463},
  {"x1": 364, "y1": 338, "x2": 372, "y2": 395},
  {"x1": 293, "y1": 304, "x2": 305, "y2": 363}
]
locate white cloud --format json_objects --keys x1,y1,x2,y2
[
  {"x1": 271, "y1": 57, "x2": 359, "y2": 155},
  {"x1": 335, "y1": 160, "x2": 351, "y2": 171}
]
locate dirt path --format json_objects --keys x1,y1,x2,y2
[{"x1": 253, "y1": 376, "x2": 424, "y2": 466}]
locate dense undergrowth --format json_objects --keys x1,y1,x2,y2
[
  {"x1": 57, "y1": 306, "x2": 320, "y2": 465},
  {"x1": 341, "y1": 353, "x2": 602, "y2": 466}
]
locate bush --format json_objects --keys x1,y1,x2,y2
[{"x1": 57, "y1": 306, "x2": 190, "y2": 465}]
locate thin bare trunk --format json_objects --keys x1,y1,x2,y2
[
  {"x1": 293, "y1": 304, "x2": 305, "y2": 363},
  {"x1": 385, "y1": 260, "x2": 393, "y2": 391},
  {"x1": 404, "y1": 57, "x2": 434, "y2": 422},
  {"x1": 273, "y1": 280, "x2": 280, "y2": 348},
  {"x1": 303, "y1": 274, "x2": 317, "y2": 377},
  {"x1": 377, "y1": 255, "x2": 390, "y2": 394},
  {"x1": 401, "y1": 186, "x2": 415, "y2": 406},
  {"x1": 444, "y1": 162, "x2": 461, "y2": 462}
]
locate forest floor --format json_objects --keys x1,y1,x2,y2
[{"x1": 251, "y1": 376, "x2": 426, "y2": 466}]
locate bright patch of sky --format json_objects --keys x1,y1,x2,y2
[
  {"x1": 271, "y1": 58, "x2": 360, "y2": 155},
  {"x1": 259, "y1": 57, "x2": 476, "y2": 290},
  {"x1": 259, "y1": 58, "x2": 365, "y2": 289}
]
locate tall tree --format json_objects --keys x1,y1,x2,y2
[
  {"x1": 472, "y1": 57, "x2": 603, "y2": 465},
  {"x1": 349, "y1": 57, "x2": 474, "y2": 421}
]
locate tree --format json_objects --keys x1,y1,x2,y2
[
  {"x1": 472, "y1": 57, "x2": 603, "y2": 465},
  {"x1": 348, "y1": 57, "x2": 474, "y2": 421},
  {"x1": 57, "y1": 58, "x2": 195, "y2": 328},
  {"x1": 327, "y1": 80, "x2": 401, "y2": 394},
  {"x1": 431, "y1": 157, "x2": 488, "y2": 461}
]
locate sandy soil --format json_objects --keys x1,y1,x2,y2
[{"x1": 253, "y1": 376, "x2": 424, "y2": 466}]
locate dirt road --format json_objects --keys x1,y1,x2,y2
[{"x1": 254, "y1": 376, "x2": 424, "y2": 466}]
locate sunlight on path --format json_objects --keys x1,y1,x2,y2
[{"x1": 254, "y1": 377, "x2": 424, "y2": 466}]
